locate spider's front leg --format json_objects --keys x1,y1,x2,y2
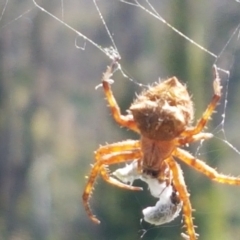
[
  {"x1": 82, "y1": 140, "x2": 142, "y2": 224},
  {"x1": 101, "y1": 60, "x2": 139, "y2": 133},
  {"x1": 182, "y1": 65, "x2": 222, "y2": 138}
]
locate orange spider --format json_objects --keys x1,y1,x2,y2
[{"x1": 82, "y1": 59, "x2": 240, "y2": 240}]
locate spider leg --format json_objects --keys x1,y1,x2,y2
[
  {"x1": 97, "y1": 140, "x2": 142, "y2": 189},
  {"x1": 177, "y1": 132, "x2": 213, "y2": 146},
  {"x1": 166, "y1": 157, "x2": 197, "y2": 240},
  {"x1": 82, "y1": 140, "x2": 142, "y2": 224},
  {"x1": 95, "y1": 140, "x2": 140, "y2": 157},
  {"x1": 101, "y1": 61, "x2": 139, "y2": 133},
  {"x1": 100, "y1": 166, "x2": 142, "y2": 190},
  {"x1": 175, "y1": 148, "x2": 240, "y2": 185},
  {"x1": 182, "y1": 65, "x2": 221, "y2": 137}
]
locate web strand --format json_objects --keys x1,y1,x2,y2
[
  {"x1": 32, "y1": 0, "x2": 112, "y2": 59},
  {"x1": 0, "y1": 8, "x2": 33, "y2": 30},
  {"x1": 0, "y1": 0, "x2": 9, "y2": 22},
  {"x1": 30, "y1": 0, "x2": 240, "y2": 158},
  {"x1": 92, "y1": 0, "x2": 119, "y2": 55},
  {"x1": 120, "y1": 0, "x2": 217, "y2": 58},
  {"x1": 119, "y1": 0, "x2": 240, "y2": 160}
]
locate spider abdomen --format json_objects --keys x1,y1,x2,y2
[{"x1": 130, "y1": 77, "x2": 194, "y2": 141}]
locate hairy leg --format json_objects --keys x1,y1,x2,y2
[
  {"x1": 166, "y1": 157, "x2": 197, "y2": 240},
  {"x1": 96, "y1": 140, "x2": 142, "y2": 189},
  {"x1": 101, "y1": 61, "x2": 139, "y2": 132},
  {"x1": 83, "y1": 143, "x2": 142, "y2": 224},
  {"x1": 95, "y1": 140, "x2": 140, "y2": 157},
  {"x1": 177, "y1": 132, "x2": 213, "y2": 146},
  {"x1": 100, "y1": 166, "x2": 142, "y2": 191},
  {"x1": 181, "y1": 65, "x2": 221, "y2": 137},
  {"x1": 175, "y1": 148, "x2": 240, "y2": 185}
]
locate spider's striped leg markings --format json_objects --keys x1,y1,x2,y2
[
  {"x1": 182, "y1": 65, "x2": 221, "y2": 137},
  {"x1": 166, "y1": 157, "x2": 197, "y2": 240},
  {"x1": 82, "y1": 140, "x2": 142, "y2": 224},
  {"x1": 95, "y1": 140, "x2": 140, "y2": 156},
  {"x1": 101, "y1": 61, "x2": 139, "y2": 133},
  {"x1": 175, "y1": 148, "x2": 240, "y2": 185},
  {"x1": 177, "y1": 132, "x2": 213, "y2": 146},
  {"x1": 96, "y1": 140, "x2": 142, "y2": 189},
  {"x1": 172, "y1": 147, "x2": 240, "y2": 239}
]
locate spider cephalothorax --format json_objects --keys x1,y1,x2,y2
[{"x1": 82, "y1": 59, "x2": 240, "y2": 240}]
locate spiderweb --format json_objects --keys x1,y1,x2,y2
[{"x1": 1, "y1": 0, "x2": 240, "y2": 240}]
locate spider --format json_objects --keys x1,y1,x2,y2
[{"x1": 82, "y1": 59, "x2": 240, "y2": 240}]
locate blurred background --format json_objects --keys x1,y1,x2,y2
[{"x1": 1, "y1": 0, "x2": 240, "y2": 239}]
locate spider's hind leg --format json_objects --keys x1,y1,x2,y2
[
  {"x1": 175, "y1": 148, "x2": 240, "y2": 186},
  {"x1": 167, "y1": 157, "x2": 198, "y2": 240}
]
